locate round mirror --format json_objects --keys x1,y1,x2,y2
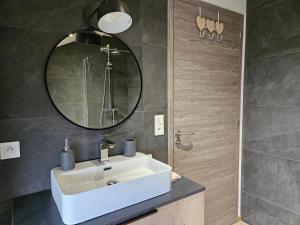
[{"x1": 46, "y1": 30, "x2": 142, "y2": 129}]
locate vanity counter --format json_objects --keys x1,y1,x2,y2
[{"x1": 13, "y1": 176, "x2": 205, "y2": 225}]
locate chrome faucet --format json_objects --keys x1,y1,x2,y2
[{"x1": 99, "y1": 135, "x2": 116, "y2": 162}]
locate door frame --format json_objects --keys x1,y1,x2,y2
[
  {"x1": 167, "y1": 0, "x2": 245, "y2": 221},
  {"x1": 167, "y1": 0, "x2": 175, "y2": 168}
]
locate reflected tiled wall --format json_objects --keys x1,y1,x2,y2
[
  {"x1": 242, "y1": 0, "x2": 300, "y2": 224},
  {"x1": 0, "y1": 0, "x2": 167, "y2": 207},
  {"x1": 47, "y1": 36, "x2": 140, "y2": 128}
]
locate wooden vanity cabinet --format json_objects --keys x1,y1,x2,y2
[{"x1": 125, "y1": 192, "x2": 205, "y2": 225}]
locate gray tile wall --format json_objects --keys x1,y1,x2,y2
[
  {"x1": 242, "y1": 0, "x2": 300, "y2": 224},
  {"x1": 0, "y1": 0, "x2": 167, "y2": 216}
]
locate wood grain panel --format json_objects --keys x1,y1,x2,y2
[
  {"x1": 168, "y1": 0, "x2": 243, "y2": 224},
  {"x1": 126, "y1": 192, "x2": 205, "y2": 225}
]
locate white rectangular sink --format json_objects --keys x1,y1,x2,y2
[{"x1": 51, "y1": 153, "x2": 171, "y2": 225}]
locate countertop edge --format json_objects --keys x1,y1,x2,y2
[{"x1": 12, "y1": 176, "x2": 205, "y2": 225}]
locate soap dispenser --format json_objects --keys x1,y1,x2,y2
[{"x1": 60, "y1": 138, "x2": 75, "y2": 171}]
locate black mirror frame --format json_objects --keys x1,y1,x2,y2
[{"x1": 44, "y1": 29, "x2": 143, "y2": 131}]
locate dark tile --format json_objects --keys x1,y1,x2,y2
[
  {"x1": 245, "y1": 53, "x2": 300, "y2": 107},
  {"x1": 142, "y1": 0, "x2": 167, "y2": 48},
  {"x1": 0, "y1": 26, "x2": 63, "y2": 119},
  {"x1": 242, "y1": 191, "x2": 300, "y2": 225},
  {"x1": 0, "y1": 0, "x2": 95, "y2": 33},
  {"x1": 109, "y1": 111, "x2": 146, "y2": 155},
  {"x1": 0, "y1": 116, "x2": 106, "y2": 201},
  {"x1": 116, "y1": 0, "x2": 142, "y2": 46},
  {"x1": 128, "y1": 87, "x2": 143, "y2": 112},
  {"x1": 246, "y1": 0, "x2": 300, "y2": 59},
  {"x1": 144, "y1": 111, "x2": 168, "y2": 163},
  {"x1": 47, "y1": 79, "x2": 85, "y2": 104},
  {"x1": 143, "y1": 92, "x2": 167, "y2": 112},
  {"x1": 243, "y1": 0, "x2": 300, "y2": 221},
  {"x1": 241, "y1": 191, "x2": 257, "y2": 224},
  {"x1": 243, "y1": 131, "x2": 300, "y2": 163},
  {"x1": 128, "y1": 44, "x2": 143, "y2": 72},
  {"x1": 247, "y1": 0, "x2": 285, "y2": 11},
  {"x1": 243, "y1": 105, "x2": 300, "y2": 161},
  {"x1": 142, "y1": 47, "x2": 167, "y2": 87},
  {"x1": 127, "y1": 44, "x2": 143, "y2": 111},
  {"x1": 242, "y1": 149, "x2": 300, "y2": 214},
  {"x1": 56, "y1": 103, "x2": 88, "y2": 126},
  {"x1": 142, "y1": 47, "x2": 167, "y2": 111}
]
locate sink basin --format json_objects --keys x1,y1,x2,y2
[{"x1": 51, "y1": 153, "x2": 172, "y2": 224}]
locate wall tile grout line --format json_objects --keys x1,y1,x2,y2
[
  {"x1": 243, "y1": 131, "x2": 300, "y2": 143},
  {"x1": 245, "y1": 50, "x2": 300, "y2": 62},
  {"x1": 243, "y1": 148, "x2": 300, "y2": 164},
  {"x1": 244, "y1": 104, "x2": 300, "y2": 108},
  {"x1": 242, "y1": 191, "x2": 300, "y2": 216}
]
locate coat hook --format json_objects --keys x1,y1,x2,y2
[
  {"x1": 200, "y1": 30, "x2": 206, "y2": 38},
  {"x1": 196, "y1": 6, "x2": 206, "y2": 34},
  {"x1": 215, "y1": 10, "x2": 224, "y2": 39}
]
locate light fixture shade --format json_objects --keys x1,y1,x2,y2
[{"x1": 97, "y1": 0, "x2": 132, "y2": 34}]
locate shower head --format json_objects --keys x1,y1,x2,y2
[
  {"x1": 100, "y1": 44, "x2": 128, "y2": 56},
  {"x1": 75, "y1": 31, "x2": 101, "y2": 45}
]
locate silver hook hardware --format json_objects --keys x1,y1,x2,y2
[
  {"x1": 217, "y1": 34, "x2": 222, "y2": 41},
  {"x1": 200, "y1": 30, "x2": 206, "y2": 38}
]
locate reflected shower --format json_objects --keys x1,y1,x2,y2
[{"x1": 99, "y1": 44, "x2": 130, "y2": 127}]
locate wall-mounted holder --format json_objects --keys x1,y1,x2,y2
[{"x1": 196, "y1": 7, "x2": 224, "y2": 42}]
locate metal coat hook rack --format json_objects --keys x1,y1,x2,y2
[{"x1": 196, "y1": 7, "x2": 224, "y2": 41}]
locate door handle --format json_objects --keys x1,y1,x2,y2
[
  {"x1": 175, "y1": 130, "x2": 196, "y2": 136},
  {"x1": 175, "y1": 130, "x2": 195, "y2": 145}
]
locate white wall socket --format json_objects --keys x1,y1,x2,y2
[
  {"x1": 154, "y1": 115, "x2": 164, "y2": 136},
  {"x1": 0, "y1": 141, "x2": 21, "y2": 160}
]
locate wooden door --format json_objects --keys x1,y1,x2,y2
[{"x1": 168, "y1": 0, "x2": 243, "y2": 225}]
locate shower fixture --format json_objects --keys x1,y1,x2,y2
[
  {"x1": 83, "y1": 0, "x2": 132, "y2": 34},
  {"x1": 100, "y1": 44, "x2": 130, "y2": 55},
  {"x1": 99, "y1": 44, "x2": 129, "y2": 127},
  {"x1": 111, "y1": 49, "x2": 120, "y2": 55}
]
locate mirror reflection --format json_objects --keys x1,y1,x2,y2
[{"x1": 46, "y1": 31, "x2": 142, "y2": 129}]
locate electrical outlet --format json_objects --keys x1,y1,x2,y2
[
  {"x1": 0, "y1": 141, "x2": 20, "y2": 160},
  {"x1": 154, "y1": 115, "x2": 164, "y2": 136}
]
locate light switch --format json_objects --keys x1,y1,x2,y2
[
  {"x1": 154, "y1": 115, "x2": 164, "y2": 136},
  {"x1": 0, "y1": 141, "x2": 20, "y2": 160}
]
